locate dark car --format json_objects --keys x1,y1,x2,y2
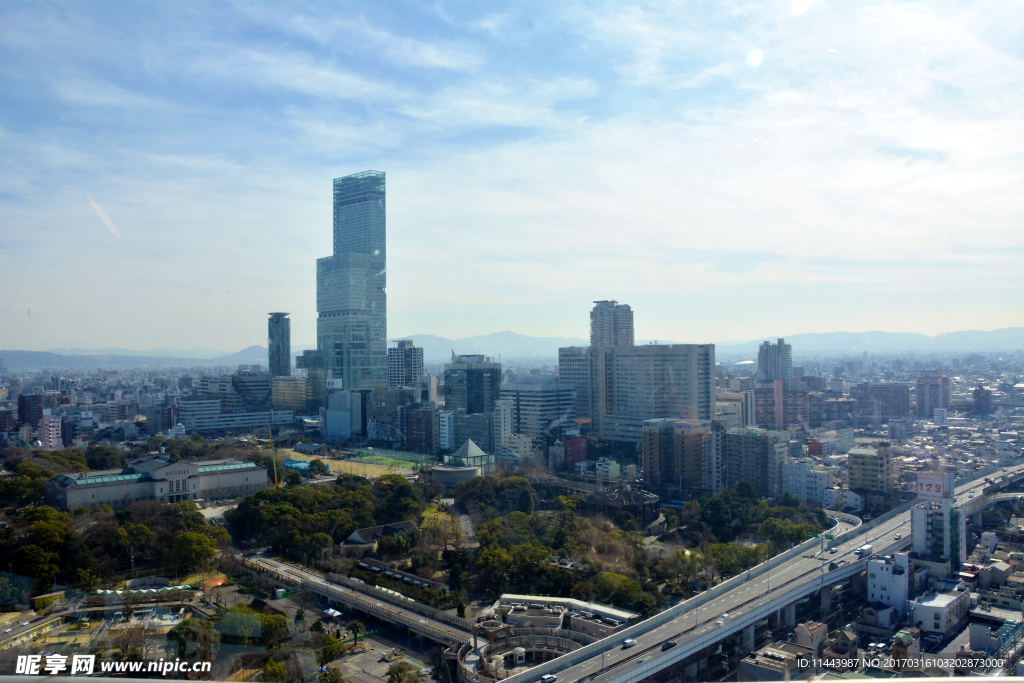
[{"x1": 662, "y1": 640, "x2": 677, "y2": 650}]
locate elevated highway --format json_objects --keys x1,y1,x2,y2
[
  {"x1": 243, "y1": 556, "x2": 472, "y2": 646},
  {"x1": 497, "y1": 460, "x2": 1024, "y2": 683}
]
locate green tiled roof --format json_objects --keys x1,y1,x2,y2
[
  {"x1": 54, "y1": 472, "x2": 148, "y2": 487},
  {"x1": 198, "y1": 462, "x2": 259, "y2": 474}
]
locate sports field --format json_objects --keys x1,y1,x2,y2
[{"x1": 280, "y1": 449, "x2": 411, "y2": 478}]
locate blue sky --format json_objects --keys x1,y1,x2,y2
[{"x1": 1, "y1": 0, "x2": 1022, "y2": 352}]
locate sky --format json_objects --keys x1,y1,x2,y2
[{"x1": 1, "y1": 0, "x2": 1022, "y2": 353}]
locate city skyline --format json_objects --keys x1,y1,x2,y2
[{"x1": 1, "y1": 1, "x2": 1022, "y2": 351}]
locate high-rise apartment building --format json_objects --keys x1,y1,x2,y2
[
  {"x1": 267, "y1": 312, "x2": 291, "y2": 378},
  {"x1": 722, "y1": 428, "x2": 772, "y2": 497},
  {"x1": 388, "y1": 340, "x2": 424, "y2": 387},
  {"x1": 590, "y1": 300, "x2": 634, "y2": 348},
  {"x1": 754, "y1": 381, "x2": 809, "y2": 429},
  {"x1": 316, "y1": 171, "x2": 388, "y2": 392},
  {"x1": 848, "y1": 443, "x2": 895, "y2": 513},
  {"x1": 591, "y1": 344, "x2": 715, "y2": 440},
  {"x1": 915, "y1": 370, "x2": 951, "y2": 419},
  {"x1": 39, "y1": 409, "x2": 62, "y2": 449},
  {"x1": 756, "y1": 338, "x2": 793, "y2": 390},
  {"x1": 443, "y1": 354, "x2": 502, "y2": 415},
  {"x1": 641, "y1": 418, "x2": 711, "y2": 493}
]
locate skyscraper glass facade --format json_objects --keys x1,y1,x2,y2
[
  {"x1": 267, "y1": 312, "x2": 291, "y2": 377},
  {"x1": 316, "y1": 171, "x2": 388, "y2": 393}
]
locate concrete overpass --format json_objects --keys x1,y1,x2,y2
[
  {"x1": 242, "y1": 556, "x2": 472, "y2": 646},
  {"x1": 494, "y1": 460, "x2": 1024, "y2": 683}
]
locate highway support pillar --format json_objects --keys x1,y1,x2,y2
[
  {"x1": 742, "y1": 624, "x2": 755, "y2": 655},
  {"x1": 784, "y1": 603, "x2": 796, "y2": 627},
  {"x1": 821, "y1": 585, "x2": 834, "y2": 611},
  {"x1": 973, "y1": 512, "x2": 983, "y2": 527}
]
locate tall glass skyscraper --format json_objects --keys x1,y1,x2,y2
[
  {"x1": 267, "y1": 312, "x2": 291, "y2": 377},
  {"x1": 316, "y1": 171, "x2": 388, "y2": 391}
]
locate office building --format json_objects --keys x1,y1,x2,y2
[
  {"x1": 756, "y1": 338, "x2": 793, "y2": 390},
  {"x1": 296, "y1": 349, "x2": 327, "y2": 411},
  {"x1": 272, "y1": 376, "x2": 310, "y2": 412},
  {"x1": 849, "y1": 382, "x2": 912, "y2": 421},
  {"x1": 500, "y1": 376, "x2": 576, "y2": 442},
  {"x1": 267, "y1": 312, "x2": 291, "y2": 378},
  {"x1": 453, "y1": 411, "x2": 495, "y2": 454},
  {"x1": 973, "y1": 383, "x2": 993, "y2": 416},
  {"x1": 324, "y1": 384, "x2": 362, "y2": 440},
  {"x1": 591, "y1": 344, "x2": 715, "y2": 441},
  {"x1": 564, "y1": 433, "x2": 587, "y2": 467},
  {"x1": 18, "y1": 394, "x2": 43, "y2": 427},
  {"x1": 176, "y1": 398, "x2": 293, "y2": 434},
  {"x1": 438, "y1": 410, "x2": 454, "y2": 451},
  {"x1": 316, "y1": 170, "x2": 388, "y2": 392},
  {"x1": 558, "y1": 346, "x2": 593, "y2": 426},
  {"x1": 388, "y1": 340, "x2": 424, "y2": 387},
  {"x1": 493, "y1": 399, "x2": 514, "y2": 452},
  {"x1": 46, "y1": 455, "x2": 267, "y2": 511},
  {"x1": 916, "y1": 370, "x2": 951, "y2": 419},
  {"x1": 716, "y1": 391, "x2": 756, "y2": 427},
  {"x1": 848, "y1": 443, "x2": 895, "y2": 513},
  {"x1": 782, "y1": 459, "x2": 832, "y2": 506},
  {"x1": 444, "y1": 353, "x2": 502, "y2": 414},
  {"x1": 366, "y1": 387, "x2": 415, "y2": 445},
  {"x1": 590, "y1": 300, "x2": 634, "y2": 348},
  {"x1": 403, "y1": 406, "x2": 439, "y2": 454},
  {"x1": 201, "y1": 368, "x2": 272, "y2": 412}
]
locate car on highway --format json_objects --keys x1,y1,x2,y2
[
  {"x1": 662, "y1": 640, "x2": 677, "y2": 650},
  {"x1": 541, "y1": 675, "x2": 558, "y2": 683},
  {"x1": 622, "y1": 639, "x2": 637, "y2": 649},
  {"x1": 829, "y1": 548, "x2": 837, "y2": 554}
]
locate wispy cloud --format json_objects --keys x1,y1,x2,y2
[
  {"x1": 0, "y1": 0, "x2": 1021, "y2": 348},
  {"x1": 88, "y1": 198, "x2": 120, "y2": 239}
]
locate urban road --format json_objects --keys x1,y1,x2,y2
[
  {"x1": 540, "y1": 463, "x2": 1024, "y2": 683},
  {"x1": 248, "y1": 464, "x2": 1024, "y2": 683}
]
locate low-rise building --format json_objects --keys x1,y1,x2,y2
[
  {"x1": 45, "y1": 455, "x2": 267, "y2": 511},
  {"x1": 909, "y1": 582, "x2": 971, "y2": 636}
]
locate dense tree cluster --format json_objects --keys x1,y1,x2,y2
[
  {"x1": 0, "y1": 498, "x2": 226, "y2": 596},
  {"x1": 228, "y1": 474, "x2": 427, "y2": 563}
]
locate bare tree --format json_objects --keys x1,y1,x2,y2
[{"x1": 111, "y1": 623, "x2": 145, "y2": 658}]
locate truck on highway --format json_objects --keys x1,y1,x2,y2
[{"x1": 856, "y1": 544, "x2": 873, "y2": 557}]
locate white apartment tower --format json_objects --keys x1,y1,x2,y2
[
  {"x1": 756, "y1": 338, "x2": 793, "y2": 390},
  {"x1": 388, "y1": 340, "x2": 424, "y2": 387},
  {"x1": 590, "y1": 300, "x2": 634, "y2": 348}
]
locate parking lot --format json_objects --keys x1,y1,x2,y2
[{"x1": 329, "y1": 626, "x2": 436, "y2": 683}]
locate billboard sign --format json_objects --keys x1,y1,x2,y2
[
  {"x1": 325, "y1": 379, "x2": 344, "y2": 390},
  {"x1": 917, "y1": 471, "x2": 954, "y2": 502}
]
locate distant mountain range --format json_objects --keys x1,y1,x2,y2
[
  {"x1": 2, "y1": 327, "x2": 1019, "y2": 371},
  {"x1": 46, "y1": 347, "x2": 231, "y2": 359},
  {"x1": 0, "y1": 345, "x2": 269, "y2": 371}
]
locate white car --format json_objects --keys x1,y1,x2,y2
[{"x1": 541, "y1": 676, "x2": 558, "y2": 683}]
